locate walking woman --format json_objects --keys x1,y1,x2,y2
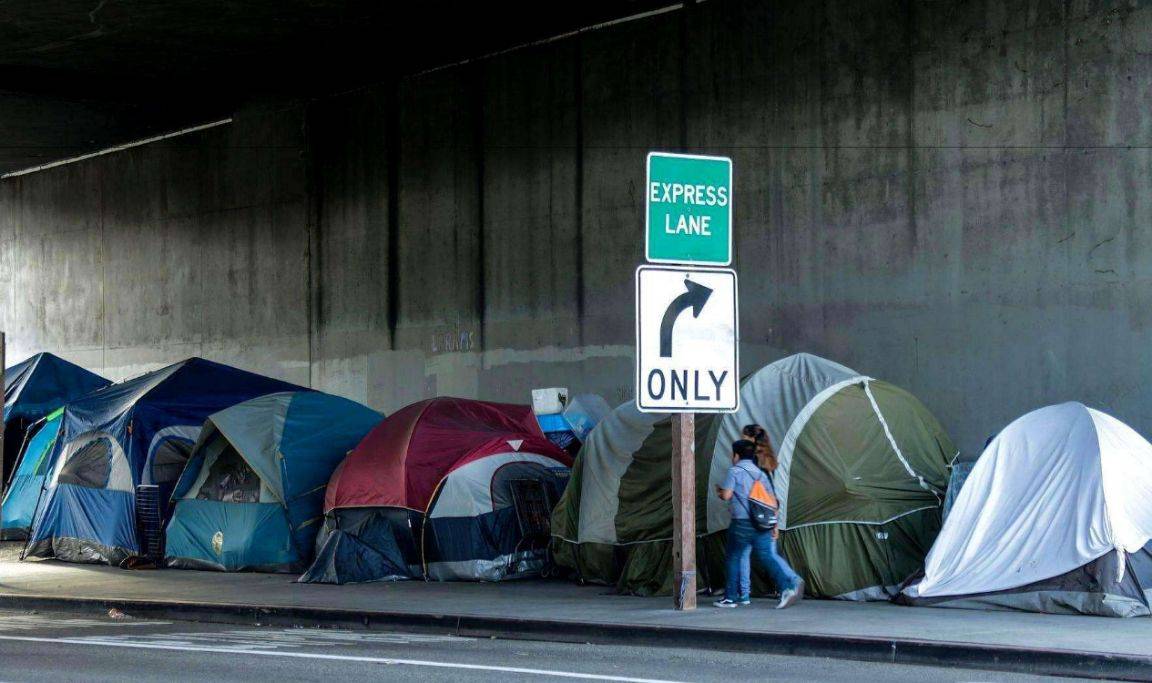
[
  {"x1": 713, "y1": 431, "x2": 804, "y2": 609},
  {"x1": 743, "y1": 423, "x2": 778, "y2": 480}
]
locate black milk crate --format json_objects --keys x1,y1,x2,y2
[
  {"x1": 135, "y1": 484, "x2": 165, "y2": 562},
  {"x1": 509, "y1": 478, "x2": 552, "y2": 539}
]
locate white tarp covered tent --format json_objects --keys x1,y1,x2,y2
[{"x1": 900, "y1": 402, "x2": 1152, "y2": 617}]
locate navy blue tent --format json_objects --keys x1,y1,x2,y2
[
  {"x1": 4, "y1": 353, "x2": 109, "y2": 425},
  {"x1": 26, "y1": 358, "x2": 303, "y2": 565},
  {"x1": 3, "y1": 353, "x2": 109, "y2": 485}
]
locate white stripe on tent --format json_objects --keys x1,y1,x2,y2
[
  {"x1": 782, "y1": 504, "x2": 939, "y2": 530},
  {"x1": 862, "y1": 380, "x2": 941, "y2": 504},
  {"x1": 550, "y1": 530, "x2": 715, "y2": 547},
  {"x1": 775, "y1": 376, "x2": 870, "y2": 529}
]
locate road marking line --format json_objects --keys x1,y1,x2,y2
[
  {"x1": 0, "y1": 614, "x2": 166, "y2": 632},
  {"x1": 0, "y1": 634, "x2": 690, "y2": 683},
  {"x1": 76, "y1": 627, "x2": 472, "y2": 651}
]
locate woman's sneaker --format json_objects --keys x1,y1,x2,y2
[
  {"x1": 713, "y1": 598, "x2": 740, "y2": 608},
  {"x1": 736, "y1": 596, "x2": 751, "y2": 606},
  {"x1": 776, "y1": 579, "x2": 805, "y2": 609}
]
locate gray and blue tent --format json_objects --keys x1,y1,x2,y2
[
  {"x1": 26, "y1": 358, "x2": 302, "y2": 565},
  {"x1": 165, "y1": 391, "x2": 383, "y2": 573},
  {"x1": 3, "y1": 353, "x2": 109, "y2": 487}
]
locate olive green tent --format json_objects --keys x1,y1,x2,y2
[
  {"x1": 713, "y1": 354, "x2": 955, "y2": 599},
  {"x1": 551, "y1": 353, "x2": 956, "y2": 599},
  {"x1": 549, "y1": 406, "x2": 727, "y2": 596}
]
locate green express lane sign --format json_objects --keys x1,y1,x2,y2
[{"x1": 646, "y1": 152, "x2": 732, "y2": 266}]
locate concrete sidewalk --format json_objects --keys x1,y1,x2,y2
[{"x1": 0, "y1": 549, "x2": 1150, "y2": 680}]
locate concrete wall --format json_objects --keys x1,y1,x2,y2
[
  {"x1": 3, "y1": 0, "x2": 1152, "y2": 457},
  {"x1": 0, "y1": 105, "x2": 312, "y2": 385}
]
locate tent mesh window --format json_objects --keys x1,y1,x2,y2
[
  {"x1": 196, "y1": 445, "x2": 260, "y2": 503},
  {"x1": 151, "y1": 437, "x2": 194, "y2": 485},
  {"x1": 58, "y1": 437, "x2": 112, "y2": 488},
  {"x1": 509, "y1": 479, "x2": 553, "y2": 540}
]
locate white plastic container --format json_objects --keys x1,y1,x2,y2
[{"x1": 531, "y1": 387, "x2": 569, "y2": 415}]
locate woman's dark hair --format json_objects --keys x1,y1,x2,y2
[
  {"x1": 742, "y1": 424, "x2": 767, "y2": 441},
  {"x1": 743, "y1": 423, "x2": 777, "y2": 465}
]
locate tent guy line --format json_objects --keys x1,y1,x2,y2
[{"x1": 0, "y1": 634, "x2": 690, "y2": 683}]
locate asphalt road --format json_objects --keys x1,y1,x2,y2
[{"x1": 0, "y1": 608, "x2": 1083, "y2": 682}]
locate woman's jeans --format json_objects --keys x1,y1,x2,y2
[{"x1": 724, "y1": 519, "x2": 801, "y2": 600}]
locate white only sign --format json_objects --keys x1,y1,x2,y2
[{"x1": 635, "y1": 265, "x2": 739, "y2": 413}]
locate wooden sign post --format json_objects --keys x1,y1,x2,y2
[
  {"x1": 671, "y1": 411, "x2": 696, "y2": 610},
  {"x1": 638, "y1": 152, "x2": 738, "y2": 611}
]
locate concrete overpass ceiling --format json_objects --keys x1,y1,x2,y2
[{"x1": 0, "y1": 0, "x2": 672, "y2": 174}]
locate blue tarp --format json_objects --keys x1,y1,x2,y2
[
  {"x1": 942, "y1": 460, "x2": 976, "y2": 521},
  {"x1": 165, "y1": 391, "x2": 383, "y2": 572},
  {"x1": 4, "y1": 353, "x2": 109, "y2": 425},
  {"x1": 26, "y1": 357, "x2": 304, "y2": 565}
]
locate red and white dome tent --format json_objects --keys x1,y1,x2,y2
[{"x1": 301, "y1": 397, "x2": 572, "y2": 583}]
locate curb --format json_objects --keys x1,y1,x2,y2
[{"x1": 0, "y1": 593, "x2": 1149, "y2": 681}]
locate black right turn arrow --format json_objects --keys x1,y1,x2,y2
[{"x1": 659, "y1": 279, "x2": 713, "y2": 357}]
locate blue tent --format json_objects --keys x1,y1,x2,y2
[
  {"x1": 0, "y1": 408, "x2": 64, "y2": 540},
  {"x1": 26, "y1": 358, "x2": 303, "y2": 565},
  {"x1": 3, "y1": 353, "x2": 109, "y2": 486},
  {"x1": 165, "y1": 391, "x2": 383, "y2": 572}
]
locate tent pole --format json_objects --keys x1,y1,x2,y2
[{"x1": 671, "y1": 411, "x2": 696, "y2": 610}]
